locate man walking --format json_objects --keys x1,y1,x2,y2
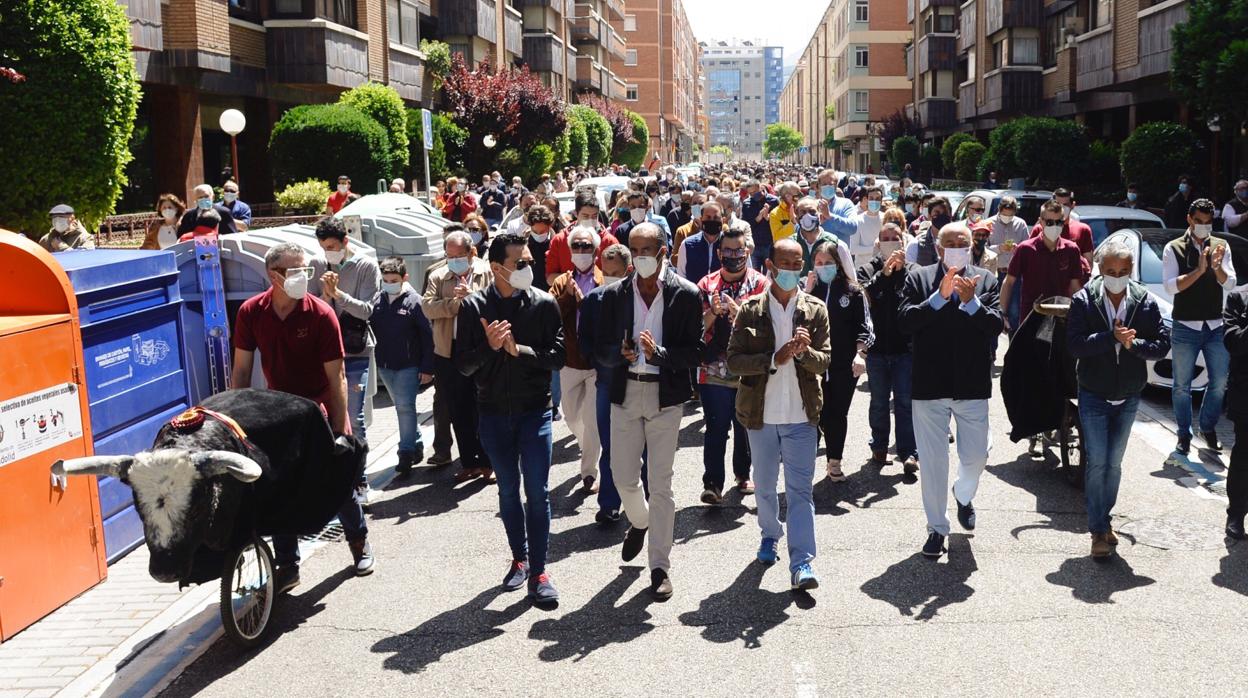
[
  {"x1": 726, "y1": 238, "x2": 831, "y2": 590},
  {"x1": 455, "y1": 232, "x2": 565, "y2": 604},
  {"x1": 899, "y1": 223, "x2": 1003, "y2": 559},
  {"x1": 591, "y1": 223, "x2": 704, "y2": 600}
]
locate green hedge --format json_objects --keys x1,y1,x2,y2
[
  {"x1": 565, "y1": 117, "x2": 589, "y2": 168},
  {"x1": 0, "y1": 0, "x2": 141, "y2": 234},
  {"x1": 941, "y1": 133, "x2": 975, "y2": 177},
  {"x1": 617, "y1": 111, "x2": 649, "y2": 170},
  {"x1": 892, "y1": 136, "x2": 921, "y2": 178},
  {"x1": 954, "y1": 141, "x2": 987, "y2": 182},
  {"x1": 1120, "y1": 121, "x2": 1198, "y2": 206},
  {"x1": 269, "y1": 104, "x2": 391, "y2": 189},
  {"x1": 339, "y1": 82, "x2": 409, "y2": 178},
  {"x1": 570, "y1": 105, "x2": 612, "y2": 167},
  {"x1": 918, "y1": 144, "x2": 942, "y2": 181},
  {"x1": 435, "y1": 113, "x2": 468, "y2": 177},
  {"x1": 1010, "y1": 116, "x2": 1088, "y2": 187}
]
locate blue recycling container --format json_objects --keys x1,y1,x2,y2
[{"x1": 55, "y1": 250, "x2": 193, "y2": 563}]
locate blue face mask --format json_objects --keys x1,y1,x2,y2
[
  {"x1": 820, "y1": 185, "x2": 836, "y2": 199},
  {"x1": 447, "y1": 257, "x2": 471, "y2": 275},
  {"x1": 867, "y1": 200, "x2": 881, "y2": 213},
  {"x1": 197, "y1": 197, "x2": 212, "y2": 210},
  {"x1": 1179, "y1": 183, "x2": 1189, "y2": 194},
  {"x1": 1127, "y1": 192, "x2": 1138, "y2": 202},
  {"x1": 815, "y1": 263, "x2": 839, "y2": 283},
  {"x1": 772, "y1": 268, "x2": 801, "y2": 292}
]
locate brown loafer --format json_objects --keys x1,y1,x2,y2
[
  {"x1": 1105, "y1": 528, "x2": 1119, "y2": 546},
  {"x1": 1091, "y1": 533, "x2": 1112, "y2": 558}
]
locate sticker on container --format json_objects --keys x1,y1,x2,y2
[{"x1": 0, "y1": 383, "x2": 83, "y2": 466}]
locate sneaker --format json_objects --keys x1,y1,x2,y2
[
  {"x1": 621, "y1": 526, "x2": 647, "y2": 562},
  {"x1": 903, "y1": 456, "x2": 919, "y2": 475},
  {"x1": 1105, "y1": 527, "x2": 1119, "y2": 546},
  {"x1": 954, "y1": 488, "x2": 976, "y2": 531},
  {"x1": 1027, "y1": 437, "x2": 1043, "y2": 456},
  {"x1": 1202, "y1": 431, "x2": 1222, "y2": 452},
  {"x1": 427, "y1": 451, "x2": 453, "y2": 467},
  {"x1": 595, "y1": 508, "x2": 621, "y2": 525},
  {"x1": 1227, "y1": 514, "x2": 1247, "y2": 541},
  {"x1": 921, "y1": 532, "x2": 946, "y2": 559},
  {"x1": 649, "y1": 568, "x2": 673, "y2": 601},
  {"x1": 527, "y1": 572, "x2": 559, "y2": 604},
  {"x1": 790, "y1": 563, "x2": 819, "y2": 591},
  {"x1": 736, "y1": 478, "x2": 755, "y2": 495},
  {"x1": 356, "y1": 482, "x2": 375, "y2": 509},
  {"x1": 1176, "y1": 434, "x2": 1191, "y2": 455},
  {"x1": 502, "y1": 559, "x2": 529, "y2": 591},
  {"x1": 396, "y1": 451, "x2": 417, "y2": 475},
  {"x1": 348, "y1": 539, "x2": 375, "y2": 576},
  {"x1": 1090, "y1": 533, "x2": 1112, "y2": 558},
  {"x1": 274, "y1": 565, "x2": 300, "y2": 594},
  {"x1": 871, "y1": 449, "x2": 888, "y2": 464},
  {"x1": 756, "y1": 537, "x2": 779, "y2": 565},
  {"x1": 700, "y1": 487, "x2": 722, "y2": 505},
  {"x1": 581, "y1": 475, "x2": 596, "y2": 491}
]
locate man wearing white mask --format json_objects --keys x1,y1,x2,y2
[
  {"x1": 849, "y1": 185, "x2": 885, "y2": 267},
  {"x1": 218, "y1": 180, "x2": 252, "y2": 231},
  {"x1": 899, "y1": 223, "x2": 1003, "y2": 559},
  {"x1": 999, "y1": 200, "x2": 1089, "y2": 336},
  {"x1": 40, "y1": 203, "x2": 95, "y2": 251},
  {"x1": 591, "y1": 223, "x2": 704, "y2": 600},
  {"x1": 792, "y1": 197, "x2": 854, "y2": 277}
]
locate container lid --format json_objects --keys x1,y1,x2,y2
[{"x1": 55, "y1": 249, "x2": 177, "y2": 294}]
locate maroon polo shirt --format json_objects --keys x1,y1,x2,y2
[
  {"x1": 233, "y1": 288, "x2": 344, "y2": 408},
  {"x1": 1029, "y1": 219, "x2": 1093, "y2": 257},
  {"x1": 1006, "y1": 236, "x2": 1089, "y2": 315}
]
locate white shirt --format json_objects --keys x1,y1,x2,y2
[
  {"x1": 1161, "y1": 235, "x2": 1238, "y2": 329},
  {"x1": 1224, "y1": 202, "x2": 1248, "y2": 229},
  {"x1": 156, "y1": 224, "x2": 179, "y2": 249},
  {"x1": 850, "y1": 210, "x2": 882, "y2": 268},
  {"x1": 763, "y1": 292, "x2": 808, "y2": 425},
  {"x1": 632, "y1": 272, "x2": 665, "y2": 375}
]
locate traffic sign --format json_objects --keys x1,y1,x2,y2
[{"x1": 421, "y1": 109, "x2": 433, "y2": 150}]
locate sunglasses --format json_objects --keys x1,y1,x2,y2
[
  {"x1": 968, "y1": 207, "x2": 985, "y2": 213},
  {"x1": 1041, "y1": 218, "x2": 1064, "y2": 225},
  {"x1": 570, "y1": 241, "x2": 596, "y2": 250},
  {"x1": 510, "y1": 259, "x2": 532, "y2": 270}
]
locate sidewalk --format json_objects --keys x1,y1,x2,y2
[{"x1": 0, "y1": 394, "x2": 415, "y2": 698}]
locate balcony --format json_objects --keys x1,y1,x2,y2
[
  {"x1": 916, "y1": 33, "x2": 957, "y2": 74},
  {"x1": 523, "y1": 33, "x2": 566, "y2": 76},
  {"x1": 388, "y1": 45, "x2": 425, "y2": 102},
  {"x1": 267, "y1": 20, "x2": 369, "y2": 90},
  {"x1": 918, "y1": 0, "x2": 960, "y2": 13},
  {"x1": 958, "y1": 1, "x2": 975, "y2": 53},
  {"x1": 980, "y1": 68, "x2": 1041, "y2": 115},
  {"x1": 119, "y1": 0, "x2": 161, "y2": 51},
  {"x1": 567, "y1": 48, "x2": 577, "y2": 81},
  {"x1": 917, "y1": 97, "x2": 957, "y2": 129},
  {"x1": 907, "y1": 0, "x2": 915, "y2": 24},
  {"x1": 604, "y1": 0, "x2": 625, "y2": 19},
  {"x1": 957, "y1": 81, "x2": 976, "y2": 120},
  {"x1": 984, "y1": 0, "x2": 1040, "y2": 36},
  {"x1": 1075, "y1": 27, "x2": 1114, "y2": 92},
  {"x1": 575, "y1": 55, "x2": 602, "y2": 91},
  {"x1": 505, "y1": 5, "x2": 523, "y2": 58},
  {"x1": 608, "y1": 73, "x2": 627, "y2": 101},
  {"x1": 572, "y1": 6, "x2": 604, "y2": 44},
  {"x1": 1120, "y1": 0, "x2": 1189, "y2": 83},
  {"x1": 1045, "y1": 43, "x2": 1078, "y2": 102},
  {"x1": 607, "y1": 26, "x2": 626, "y2": 62},
  {"x1": 439, "y1": 0, "x2": 498, "y2": 43}
]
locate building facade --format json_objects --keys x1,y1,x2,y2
[
  {"x1": 700, "y1": 41, "x2": 783, "y2": 161},
  {"x1": 569, "y1": 0, "x2": 629, "y2": 102},
  {"x1": 779, "y1": 0, "x2": 910, "y2": 171},
  {"x1": 517, "y1": 0, "x2": 574, "y2": 99},
  {"x1": 610, "y1": 0, "x2": 702, "y2": 163}
]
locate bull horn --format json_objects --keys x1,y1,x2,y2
[
  {"x1": 191, "y1": 451, "x2": 263, "y2": 483},
  {"x1": 51, "y1": 455, "x2": 134, "y2": 479}
]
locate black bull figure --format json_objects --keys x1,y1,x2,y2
[{"x1": 52, "y1": 389, "x2": 364, "y2": 585}]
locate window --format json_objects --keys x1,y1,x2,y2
[
  {"x1": 386, "y1": 0, "x2": 419, "y2": 48},
  {"x1": 322, "y1": 0, "x2": 357, "y2": 27},
  {"x1": 855, "y1": 0, "x2": 869, "y2": 22},
  {"x1": 624, "y1": 14, "x2": 636, "y2": 32},
  {"x1": 625, "y1": 49, "x2": 638, "y2": 66},
  {"x1": 228, "y1": 0, "x2": 260, "y2": 21},
  {"x1": 853, "y1": 90, "x2": 869, "y2": 113},
  {"x1": 1012, "y1": 36, "x2": 1039, "y2": 65},
  {"x1": 854, "y1": 45, "x2": 869, "y2": 68},
  {"x1": 1090, "y1": 0, "x2": 1112, "y2": 29},
  {"x1": 626, "y1": 84, "x2": 638, "y2": 101},
  {"x1": 991, "y1": 38, "x2": 1004, "y2": 70},
  {"x1": 272, "y1": 0, "x2": 302, "y2": 13},
  {"x1": 936, "y1": 9, "x2": 956, "y2": 33}
]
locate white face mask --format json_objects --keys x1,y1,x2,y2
[
  {"x1": 798, "y1": 213, "x2": 819, "y2": 231},
  {"x1": 1102, "y1": 274, "x2": 1129, "y2": 295},
  {"x1": 1042, "y1": 225, "x2": 1063, "y2": 242},
  {"x1": 1193, "y1": 223, "x2": 1212, "y2": 239},
  {"x1": 633, "y1": 255, "x2": 660, "y2": 278},
  {"x1": 223, "y1": 192, "x2": 238, "y2": 203},
  {"x1": 630, "y1": 207, "x2": 648, "y2": 224},
  {"x1": 601, "y1": 275, "x2": 623, "y2": 285},
  {"x1": 324, "y1": 249, "x2": 346, "y2": 265},
  {"x1": 283, "y1": 272, "x2": 309, "y2": 299},
  {"x1": 572, "y1": 252, "x2": 595, "y2": 272},
  {"x1": 942, "y1": 246, "x2": 972, "y2": 270},
  {"x1": 52, "y1": 218, "x2": 70, "y2": 233},
  {"x1": 337, "y1": 184, "x2": 349, "y2": 194},
  {"x1": 877, "y1": 240, "x2": 903, "y2": 257},
  {"x1": 381, "y1": 281, "x2": 403, "y2": 295},
  {"x1": 530, "y1": 231, "x2": 550, "y2": 243},
  {"x1": 470, "y1": 231, "x2": 483, "y2": 245},
  {"x1": 998, "y1": 214, "x2": 1014, "y2": 224},
  {"x1": 507, "y1": 264, "x2": 534, "y2": 291},
  {"x1": 161, "y1": 207, "x2": 178, "y2": 221}
]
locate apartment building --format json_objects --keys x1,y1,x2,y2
[
  {"x1": 779, "y1": 0, "x2": 911, "y2": 170},
  {"x1": 568, "y1": 0, "x2": 628, "y2": 101},
  {"x1": 610, "y1": 0, "x2": 703, "y2": 163},
  {"x1": 516, "y1": 0, "x2": 574, "y2": 99},
  {"x1": 700, "y1": 41, "x2": 783, "y2": 160}
]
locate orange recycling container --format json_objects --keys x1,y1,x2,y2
[{"x1": 0, "y1": 231, "x2": 107, "y2": 642}]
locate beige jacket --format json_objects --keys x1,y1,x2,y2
[{"x1": 422, "y1": 257, "x2": 493, "y2": 358}]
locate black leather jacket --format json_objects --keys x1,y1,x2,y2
[{"x1": 454, "y1": 285, "x2": 566, "y2": 416}]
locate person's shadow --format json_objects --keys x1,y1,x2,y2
[
  {"x1": 371, "y1": 587, "x2": 531, "y2": 673},
  {"x1": 673, "y1": 501, "x2": 749, "y2": 545},
  {"x1": 546, "y1": 519, "x2": 629, "y2": 566},
  {"x1": 371, "y1": 465, "x2": 490, "y2": 524},
  {"x1": 813, "y1": 461, "x2": 907, "y2": 516},
  {"x1": 527, "y1": 567, "x2": 655, "y2": 661},
  {"x1": 986, "y1": 455, "x2": 1086, "y2": 537},
  {"x1": 677, "y1": 563, "x2": 815, "y2": 649},
  {"x1": 1212, "y1": 539, "x2": 1248, "y2": 597},
  {"x1": 860, "y1": 534, "x2": 978, "y2": 620},
  {"x1": 1044, "y1": 556, "x2": 1156, "y2": 604}
]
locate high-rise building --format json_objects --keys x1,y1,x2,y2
[
  {"x1": 569, "y1": 0, "x2": 629, "y2": 102},
  {"x1": 516, "y1": 0, "x2": 575, "y2": 100},
  {"x1": 610, "y1": 0, "x2": 703, "y2": 163},
  {"x1": 699, "y1": 41, "x2": 783, "y2": 160}
]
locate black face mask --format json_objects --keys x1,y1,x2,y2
[
  {"x1": 702, "y1": 220, "x2": 723, "y2": 236},
  {"x1": 721, "y1": 255, "x2": 747, "y2": 272},
  {"x1": 751, "y1": 192, "x2": 762, "y2": 201},
  {"x1": 932, "y1": 214, "x2": 951, "y2": 228},
  {"x1": 974, "y1": 239, "x2": 987, "y2": 253}
]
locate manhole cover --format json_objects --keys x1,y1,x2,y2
[{"x1": 1118, "y1": 518, "x2": 1226, "y2": 551}]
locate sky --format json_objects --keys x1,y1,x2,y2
[{"x1": 680, "y1": 0, "x2": 829, "y2": 69}]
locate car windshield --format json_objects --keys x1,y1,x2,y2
[{"x1": 1086, "y1": 217, "x2": 1155, "y2": 248}]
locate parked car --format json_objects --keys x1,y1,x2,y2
[
  {"x1": 1093, "y1": 227, "x2": 1248, "y2": 389},
  {"x1": 954, "y1": 189, "x2": 1055, "y2": 227},
  {"x1": 929, "y1": 190, "x2": 969, "y2": 213},
  {"x1": 1072, "y1": 205, "x2": 1164, "y2": 247}
]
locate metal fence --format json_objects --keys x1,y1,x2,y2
[{"x1": 96, "y1": 212, "x2": 323, "y2": 248}]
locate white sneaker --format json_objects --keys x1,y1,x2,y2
[{"x1": 355, "y1": 482, "x2": 375, "y2": 508}]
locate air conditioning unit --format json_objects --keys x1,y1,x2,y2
[{"x1": 1063, "y1": 15, "x2": 1086, "y2": 35}]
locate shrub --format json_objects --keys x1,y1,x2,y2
[
  {"x1": 918, "y1": 144, "x2": 942, "y2": 181},
  {"x1": 565, "y1": 117, "x2": 589, "y2": 168},
  {"x1": 551, "y1": 129, "x2": 570, "y2": 171},
  {"x1": 941, "y1": 133, "x2": 975, "y2": 177},
  {"x1": 954, "y1": 141, "x2": 987, "y2": 182},
  {"x1": 1010, "y1": 116, "x2": 1088, "y2": 187},
  {"x1": 420, "y1": 39, "x2": 452, "y2": 90},
  {"x1": 1120, "y1": 121, "x2": 1199, "y2": 206},
  {"x1": 269, "y1": 104, "x2": 391, "y2": 189},
  {"x1": 0, "y1": 0, "x2": 141, "y2": 234},
  {"x1": 1086, "y1": 140, "x2": 1122, "y2": 202},
  {"x1": 570, "y1": 105, "x2": 612, "y2": 166},
  {"x1": 339, "y1": 82, "x2": 409, "y2": 178},
  {"x1": 891, "y1": 136, "x2": 921, "y2": 177},
  {"x1": 981, "y1": 119, "x2": 1024, "y2": 181},
  {"x1": 520, "y1": 143, "x2": 556, "y2": 184},
  {"x1": 275, "y1": 179, "x2": 332, "y2": 214},
  {"x1": 435, "y1": 113, "x2": 468, "y2": 177},
  {"x1": 617, "y1": 111, "x2": 650, "y2": 170}
]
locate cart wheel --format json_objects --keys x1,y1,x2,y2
[
  {"x1": 220, "y1": 536, "x2": 275, "y2": 648},
  {"x1": 1060, "y1": 407, "x2": 1085, "y2": 489}
]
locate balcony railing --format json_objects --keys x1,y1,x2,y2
[
  {"x1": 917, "y1": 98, "x2": 957, "y2": 129},
  {"x1": 1047, "y1": 43, "x2": 1078, "y2": 102},
  {"x1": 917, "y1": 33, "x2": 957, "y2": 75},
  {"x1": 388, "y1": 45, "x2": 424, "y2": 102},
  {"x1": 608, "y1": 74, "x2": 627, "y2": 100},
  {"x1": 267, "y1": 21, "x2": 368, "y2": 89},
  {"x1": 523, "y1": 33, "x2": 566, "y2": 76},
  {"x1": 605, "y1": 0, "x2": 624, "y2": 19},
  {"x1": 980, "y1": 68, "x2": 1041, "y2": 115},
  {"x1": 1075, "y1": 28, "x2": 1114, "y2": 92},
  {"x1": 957, "y1": 81, "x2": 976, "y2": 120},
  {"x1": 505, "y1": 6, "x2": 523, "y2": 57},
  {"x1": 907, "y1": 0, "x2": 915, "y2": 25},
  {"x1": 984, "y1": 0, "x2": 1040, "y2": 36},
  {"x1": 918, "y1": 0, "x2": 960, "y2": 13},
  {"x1": 439, "y1": 0, "x2": 497, "y2": 43},
  {"x1": 119, "y1": 0, "x2": 162, "y2": 51},
  {"x1": 572, "y1": 6, "x2": 602, "y2": 44},
  {"x1": 574, "y1": 55, "x2": 602, "y2": 91},
  {"x1": 1121, "y1": 1, "x2": 1188, "y2": 82},
  {"x1": 607, "y1": 26, "x2": 626, "y2": 61},
  {"x1": 958, "y1": 1, "x2": 975, "y2": 53},
  {"x1": 567, "y1": 48, "x2": 577, "y2": 81}
]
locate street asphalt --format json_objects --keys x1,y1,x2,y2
[{"x1": 159, "y1": 371, "x2": 1248, "y2": 697}]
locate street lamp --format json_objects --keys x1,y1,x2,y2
[
  {"x1": 483, "y1": 134, "x2": 497, "y2": 149},
  {"x1": 219, "y1": 109, "x2": 246, "y2": 186}
]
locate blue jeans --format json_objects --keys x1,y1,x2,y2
[
  {"x1": 274, "y1": 445, "x2": 368, "y2": 568},
  {"x1": 1078, "y1": 389, "x2": 1140, "y2": 534},
  {"x1": 1170, "y1": 323, "x2": 1230, "y2": 437},
  {"x1": 377, "y1": 366, "x2": 425, "y2": 456},
  {"x1": 479, "y1": 409, "x2": 553, "y2": 574},
  {"x1": 866, "y1": 353, "x2": 916, "y2": 460},
  {"x1": 551, "y1": 369, "x2": 562, "y2": 411},
  {"x1": 345, "y1": 356, "x2": 370, "y2": 487},
  {"x1": 595, "y1": 370, "x2": 647, "y2": 513},
  {"x1": 747, "y1": 423, "x2": 818, "y2": 572},
  {"x1": 698, "y1": 383, "x2": 751, "y2": 490}
]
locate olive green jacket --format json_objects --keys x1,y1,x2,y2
[{"x1": 726, "y1": 290, "x2": 832, "y2": 429}]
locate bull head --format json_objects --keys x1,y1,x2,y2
[{"x1": 51, "y1": 450, "x2": 261, "y2": 487}]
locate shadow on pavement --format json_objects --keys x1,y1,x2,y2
[
  {"x1": 1212, "y1": 540, "x2": 1248, "y2": 597},
  {"x1": 528, "y1": 566, "x2": 655, "y2": 661},
  {"x1": 813, "y1": 461, "x2": 907, "y2": 516},
  {"x1": 673, "y1": 502, "x2": 749, "y2": 544},
  {"x1": 371, "y1": 586, "x2": 531, "y2": 674},
  {"x1": 860, "y1": 534, "x2": 978, "y2": 620},
  {"x1": 677, "y1": 562, "x2": 815, "y2": 649},
  {"x1": 987, "y1": 454, "x2": 1085, "y2": 537},
  {"x1": 1044, "y1": 555, "x2": 1156, "y2": 604},
  {"x1": 369, "y1": 466, "x2": 491, "y2": 524},
  {"x1": 550, "y1": 473, "x2": 595, "y2": 520},
  {"x1": 547, "y1": 519, "x2": 627, "y2": 565}
]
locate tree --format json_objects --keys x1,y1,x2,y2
[
  {"x1": 1120, "y1": 121, "x2": 1199, "y2": 206},
  {"x1": 710, "y1": 145, "x2": 733, "y2": 157},
  {"x1": 420, "y1": 39, "x2": 452, "y2": 90},
  {"x1": 873, "y1": 108, "x2": 923, "y2": 155},
  {"x1": 340, "y1": 82, "x2": 409, "y2": 178},
  {"x1": 435, "y1": 113, "x2": 468, "y2": 176},
  {"x1": 1086, "y1": 139, "x2": 1123, "y2": 201},
  {"x1": 581, "y1": 94, "x2": 637, "y2": 160},
  {"x1": 1171, "y1": 0, "x2": 1248, "y2": 129},
  {"x1": 0, "y1": 0, "x2": 141, "y2": 234},
  {"x1": 569, "y1": 104, "x2": 612, "y2": 166},
  {"x1": 406, "y1": 107, "x2": 457, "y2": 183},
  {"x1": 564, "y1": 117, "x2": 589, "y2": 168},
  {"x1": 822, "y1": 130, "x2": 840, "y2": 150},
  {"x1": 891, "y1": 136, "x2": 921, "y2": 175},
  {"x1": 269, "y1": 104, "x2": 391, "y2": 189},
  {"x1": 941, "y1": 133, "x2": 975, "y2": 177},
  {"x1": 954, "y1": 141, "x2": 987, "y2": 182},
  {"x1": 918, "y1": 144, "x2": 942, "y2": 181},
  {"x1": 617, "y1": 111, "x2": 650, "y2": 169},
  {"x1": 1010, "y1": 116, "x2": 1089, "y2": 187},
  {"x1": 763, "y1": 123, "x2": 802, "y2": 158},
  {"x1": 980, "y1": 118, "x2": 1025, "y2": 181}
]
